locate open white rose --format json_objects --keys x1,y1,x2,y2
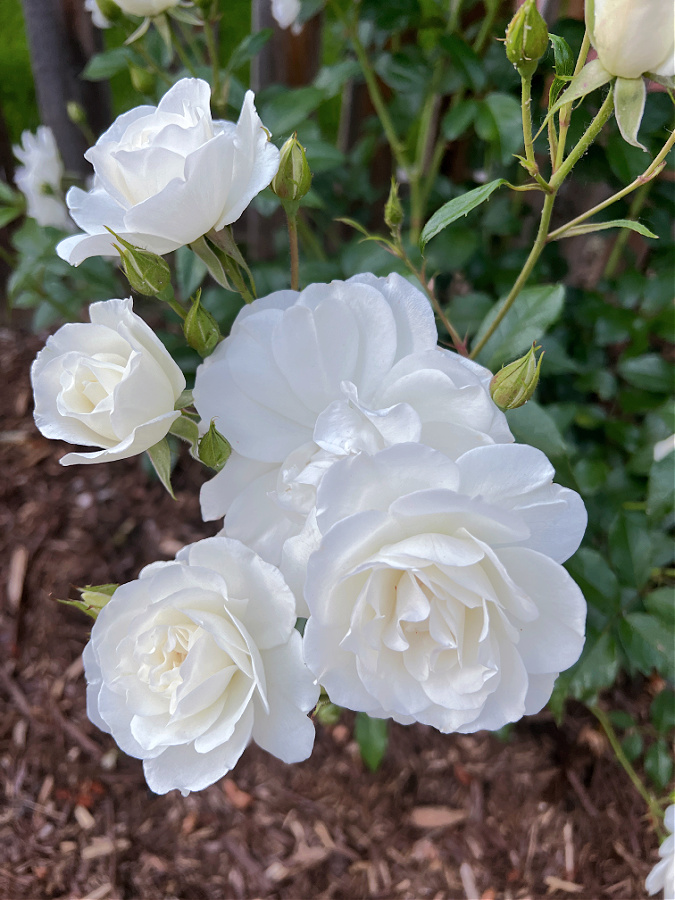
[
  {"x1": 587, "y1": 0, "x2": 675, "y2": 80},
  {"x1": 57, "y1": 79, "x2": 280, "y2": 266},
  {"x1": 301, "y1": 442, "x2": 587, "y2": 733},
  {"x1": 13, "y1": 126, "x2": 72, "y2": 231},
  {"x1": 193, "y1": 274, "x2": 512, "y2": 586},
  {"x1": 31, "y1": 297, "x2": 185, "y2": 465},
  {"x1": 84, "y1": 536, "x2": 319, "y2": 795},
  {"x1": 646, "y1": 805, "x2": 675, "y2": 899}
]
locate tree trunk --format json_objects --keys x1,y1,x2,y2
[{"x1": 20, "y1": 0, "x2": 111, "y2": 176}]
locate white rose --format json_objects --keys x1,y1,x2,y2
[
  {"x1": 114, "y1": 0, "x2": 180, "y2": 17},
  {"x1": 83, "y1": 536, "x2": 319, "y2": 795},
  {"x1": 57, "y1": 79, "x2": 280, "y2": 266},
  {"x1": 646, "y1": 805, "x2": 675, "y2": 899},
  {"x1": 13, "y1": 127, "x2": 73, "y2": 231},
  {"x1": 193, "y1": 273, "x2": 512, "y2": 584},
  {"x1": 271, "y1": 0, "x2": 301, "y2": 30},
  {"x1": 31, "y1": 297, "x2": 185, "y2": 465},
  {"x1": 84, "y1": 0, "x2": 111, "y2": 28},
  {"x1": 301, "y1": 442, "x2": 587, "y2": 733},
  {"x1": 586, "y1": 0, "x2": 675, "y2": 80}
]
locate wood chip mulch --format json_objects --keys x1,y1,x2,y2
[{"x1": 0, "y1": 327, "x2": 664, "y2": 900}]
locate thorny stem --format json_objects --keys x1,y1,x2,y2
[
  {"x1": 472, "y1": 0, "x2": 500, "y2": 55},
  {"x1": 550, "y1": 88, "x2": 615, "y2": 190},
  {"x1": 554, "y1": 30, "x2": 591, "y2": 172},
  {"x1": 470, "y1": 190, "x2": 555, "y2": 359},
  {"x1": 591, "y1": 706, "x2": 666, "y2": 840},
  {"x1": 548, "y1": 128, "x2": 675, "y2": 243},
  {"x1": 521, "y1": 75, "x2": 553, "y2": 192},
  {"x1": 399, "y1": 251, "x2": 467, "y2": 355}
]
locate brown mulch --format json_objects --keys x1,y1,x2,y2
[{"x1": 0, "y1": 327, "x2": 663, "y2": 900}]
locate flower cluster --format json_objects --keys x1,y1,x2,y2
[
  {"x1": 13, "y1": 126, "x2": 72, "y2": 231},
  {"x1": 30, "y1": 77, "x2": 589, "y2": 796}
]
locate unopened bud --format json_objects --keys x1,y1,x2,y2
[
  {"x1": 67, "y1": 102, "x2": 88, "y2": 128},
  {"x1": 107, "y1": 229, "x2": 171, "y2": 296},
  {"x1": 129, "y1": 65, "x2": 155, "y2": 94},
  {"x1": 184, "y1": 290, "x2": 220, "y2": 357},
  {"x1": 271, "y1": 135, "x2": 312, "y2": 209},
  {"x1": 384, "y1": 178, "x2": 404, "y2": 236},
  {"x1": 505, "y1": 0, "x2": 549, "y2": 78},
  {"x1": 198, "y1": 419, "x2": 231, "y2": 472},
  {"x1": 490, "y1": 342, "x2": 544, "y2": 410},
  {"x1": 59, "y1": 583, "x2": 118, "y2": 620}
]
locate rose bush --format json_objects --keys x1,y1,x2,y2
[
  {"x1": 586, "y1": 0, "x2": 675, "y2": 80},
  {"x1": 193, "y1": 274, "x2": 512, "y2": 583},
  {"x1": 300, "y1": 442, "x2": 587, "y2": 733},
  {"x1": 31, "y1": 297, "x2": 185, "y2": 464},
  {"x1": 13, "y1": 127, "x2": 72, "y2": 231},
  {"x1": 57, "y1": 79, "x2": 280, "y2": 266},
  {"x1": 83, "y1": 536, "x2": 319, "y2": 795}
]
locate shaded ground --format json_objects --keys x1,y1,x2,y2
[{"x1": 0, "y1": 327, "x2": 663, "y2": 900}]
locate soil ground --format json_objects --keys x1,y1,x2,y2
[{"x1": 0, "y1": 327, "x2": 664, "y2": 900}]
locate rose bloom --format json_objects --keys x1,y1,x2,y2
[
  {"x1": 84, "y1": 537, "x2": 318, "y2": 794},
  {"x1": 13, "y1": 127, "x2": 72, "y2": 231},
  {"x1": 271, "y1": 0, "x2": 301, "y2": 30},
  {"x1": 31, "y1": 297, "x2": 185, "y2": 464},
  {"x1": 646, "y1": 805, "x2": 675, "y2": 899},
  {"x1": 586, "y1": 0, "x2": 675, "y2": 80},
  {"x1": 193, "y1": 274, "x2": 512, "y2": 591},
  {"x1": 301, "y1": 442, "x2": 587, "y2": 733},
  {"x1": 57, "y1": 79, "x2": 280, "y2": 266}
]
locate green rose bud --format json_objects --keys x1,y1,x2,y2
[
  {"x1": 384, "y1": 178, "x2": 404, "y2": 237},
  {"x1": 59, "y1": 583, "x2": 118, "y2": 620},
  {"x1": 184, "y1": 291, "x2": 221, "y2": 357},
  {"x1": 107, "y1": 229, "x2": 171, "y2": 296},
  {"x1": 198, "y1": 419, "x2": 231, "y2": 472},
  {"x1": 490, "y1": 342, "x2": 544, "y2": 410},
  {"x1": 271, "y1": 134, "x2": 312, "y2": 210},
  {"x1": 505, "y1": 0, "x2": 549, "y2": 78},
  {"x1": 129, "y1": 65, "x2": 156, "y2": 95}
]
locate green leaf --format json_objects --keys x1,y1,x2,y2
[
  {"x1": 420, "y1": 179, "x2": 507, "y2": 250},
  {"x1": 614, "y1": 76, "x2": 647, "y2": 151},
  {"x1": 441, "y1": 99, "x2": 478, "y2": 141},
  {"x1": 175, "y1": 245, "x2": 207, "y2": 299},
  {"x1": 555, "y1": 219, "x2": 658, "y2": 240},
  {"x1": 547, "y1": 58, "x2": 612, "y2": 119},
  {"x1": 314, "y1": 60, "x2": 361, "y2": 97},
  {"x1": 169, "y1": 415, "x2": 200, "y2": 457},
  {"x1": 647, "y1": 456, "x2": 675, "y2": 520},
  {"x1": 608, "y1": 511, "x2": 653, "y2": 589},
  {"x1": 565, "y1": 631, "x2": 620, "y2": 702},
  {"x1": 644, "y1": 587, "x2": 675, "y2": 630},
  {"x1": 650, "y1": 690, "x2": 675, "y2": 735},
  {"x1": 549, "y1": 33, "x2": 575, "y2": 78},
  {"x1": 475, "y1": 93, "x2": 523, "y2": 165},
  {"x1": 82, "y1": 47, "x2": 134, "y2": 81},
  {"x1": 623, "y1": 612, "x2": 675, "y2": 679},
  {"x1": 174, "y1": 389, "x2": 194, "y2": 410},
  {"x1": 505, "y1": 400, "x2": 568, "y2": 461},
  {"x1": 0, "y1": 206, "x2": 24, "y2": 229},
  {"x1": 147, "y1": 437, "x2": 175, "y2": 499},
  {"x1": 644, "y1": 740, "x2": 673, "y2": 791},
  {"x1": 621, "y1": 731, "x2": 643, "y2": 762},
  {"x1": 226, "y1": 29, "x2": 273, "y2": 72},
  {"x1": 260, "y1": 87, "x2": 324, "y2": 136},
  {"x1": 354, "y1": 713, "x2": 389, "y2": 772},
  {"x1": 565, "y1": 548, "x2": 620, "y2": 618},
  {"x1": 617, "y1": 354, "x2": 673, "y2": 393},
  {"x1": 474, "y1": 284, "x2": 565, "y2": 370},
  {"x1": 438, "y1": 35, "x2": 486, "y2": 91}
]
